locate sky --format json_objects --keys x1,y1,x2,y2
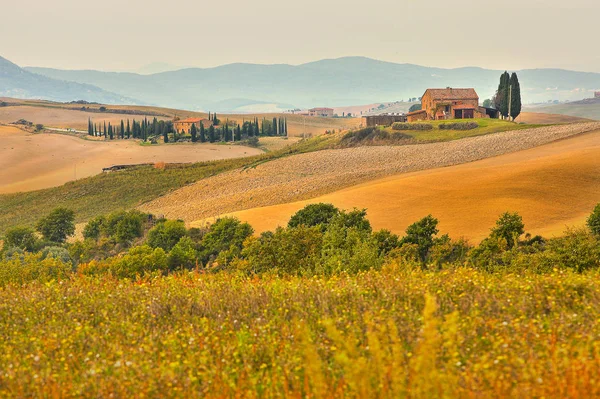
[{"x1": 2, "y1": 0, "x2": 599, "y2": 72}]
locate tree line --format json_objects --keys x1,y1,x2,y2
[
  {"x1": 87, "y1": 117, "x2": 173, "y2": 142},
  {"x1": 88, "y1": 115, "x2": 289, "y2": 144}
]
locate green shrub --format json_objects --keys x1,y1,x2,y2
[
  {"x1": 392, "y1": 123, "x2": 433, "y2": 131},
  {"x1": 321, "y1": 224, "x2": 381, "y2": 274},
  {"x1": 36, "y1": 208, "x2": 75, "y2": 243},
  {"x1": 439, "y1": 122, "x2": 479, "y2": 130},
  {"x1": 41, "y1": 246, "x2": 72, "y2": 265},
  {"x1": 84, "y1": 210, "x2": 148, "y2": 244},
  {"x1": 288, "y1": 203, "x2": 340, "y2": 230},
  {"x1": 0, "y1": 253, "x2": 72, "y2": 286},
  {"x1": 2, "y1": 226, "x2": 38, "y2": 252},
  {"x1": 147, "y1": 220, "x2": 188, "y2": 251},
  {"x1": 168, "y1": 237, "x2": 198, "y2": 270},
  {"x1": 108, "y1": 245, "x2": 169, "y2": 278},
  {"x1": 198, "y1": 218, "x2": 254, "y2": 265},
  {"x1": 588, "y1": 203, "x2": 600, "y2": 237},
  {"x1": 372, "y1": 229, "x2": 401, "y2": 256},
  {"x1": 540, "y1": 228, "x2": 600, "y2": 273},
  {"x1": 238, "y1": 225, "x2": 324, "y2": 275},
  {"x1": 340, "y1": 128, "x2": 410, "y2": 147},
  {"x1": 400, "y1": 215, "x2": 440, "y2": 262},
  {"x1": 490, "y1": 212, "x2": 524, "y2": 249}
]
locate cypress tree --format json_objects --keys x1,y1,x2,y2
[
  {"x1": 509, "y1": 73, "x2": 522, "y2": 121},
  {"x1": 126, "y1": 119, "x2": 131, "y2": 139},
  {"x1": 235, "y1": 124, "x2": 241, "y2": 141},
  {"x1": 208, "y1": 125, "x2": 215, "y2": 143},
  {"x1": 108, "y1": 123, "x2": 114, "y2": 140},
  {"x1": 273, "y1": 117, "x2": 278, "y2": 136},
  {"x1": 200, "y1": 122, "x2": 206, "y2": 142},
  {"x1": 191, "y1": 123, "x2": 198, "y2": 142},
  {"x1": 495, "y1": 71, "x2": 511, "y2": 119},
  {"x1": 120, "y1": 120, "x2": 125, "y2": 139},
  {"x1": 104, "y1": 122, "x2": 107, "y2": 138}
]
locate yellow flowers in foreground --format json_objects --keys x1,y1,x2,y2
[{"x1": 0, "y1": 267, "x2": 599, "y2": 398}]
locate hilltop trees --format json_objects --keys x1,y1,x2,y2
[
  {"x1": 493, "y1": 71, "x2": 522, "y2": 120},
  {"x1": 36, "y1": 208, "x2": 75, "y2": 243}
]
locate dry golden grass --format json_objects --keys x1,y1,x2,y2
[
  {"x1": 225, "y1": 130, "x2": 600, "y2": 243},
  {"x1": 0, "y1": 126, "x2": 262, "y2": 194}
]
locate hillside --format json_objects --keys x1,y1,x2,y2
[
  {"x1": 226, "y1": 129, "x2": 600, "y2": 242},
  {"x1": 0, "y1": 56, "x2": 137, "y2": 104},
  {"x1": 24, "y1": 57, "x2": 600, "y2": 111},
  {"x1": 525, "y1": 100, "x2": 600, "y2": 121}
]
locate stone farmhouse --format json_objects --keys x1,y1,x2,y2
[
  {"x1": 309, "y1": 107, "x2": 334, "y2": 117},
  {"x1": 406, "y1": 88, "x2": 493, "y2": 122},
  {"x1": 173, "y1": 117, "x2": 214, "y2": 134}
]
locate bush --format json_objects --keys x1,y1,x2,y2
[
  {"x1": 540, "y1": 228, "x2": 600, "y2": 273},
  {"x1": 288, "y1": 203, "x2": 340, "y2": 230},
  {"x1": 391, "y1": 123, "x2": 433, "y2": 131},
  {"x1": 490, "y1": 212, "x2": 524, "y2": 249},
  {"x1": 400, "y1": 215, "x2": 440, "y2": 262},
  {"x1": 41, "y1": 246, "x2": 72, "y2": 265},
  {"x1": 439, "y1": 122, "x2": 479, "y2": 130},
  {"x1": 372, "y1": 229, "x2": 401, "y2": 256},
  {"x1": 0, "y1": 253, "x2": 72, "y2": 286},
  {"x1": 321, "y1": 223, "x2": 381, "y2": 274},
  {"x1": 340, "y1": 128, "x2": 410, "y2": 147},
  {"x1": 588, "y1": 203, "x2": 600, "y2": 237},
  {"x1": 147, "y1": 220, "x2": 188, "y2": 251},
  {"x1": 107, "y1": 245, "x2": 169, "y2": 278},
  {"x1": 199, "y1": 218, "x2": 253, "y2": 265},
  {"x1": 36, "y1": 208, "x2": 75, "y2": 243},
  {"x1": 2, "y1": 226, "x2": 38, "y2": 252},
  {"x1": 237, "y1": 225, "x2": 324, "y2": 275},
  {"x1": 168, "y1": 236, "x2": 198, "y2": 270}
]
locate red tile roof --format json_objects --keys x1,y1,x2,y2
[
  {"x1": 425, "y1": 88, "x2": 479, "y2": 101},
  {"x1": 406, "y1": 109, "x2": 427, "y2": 116}
]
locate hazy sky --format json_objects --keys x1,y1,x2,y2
[{"x1": 2, "y1": 0, "x2": 599, "y2": 72}]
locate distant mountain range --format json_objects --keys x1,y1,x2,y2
[
  {"x1": 0, "y1": 56, "x2": 138, "y2": 105},
  {"x1": 3, "y1": 55, "x2": 600, "y2": 112}
]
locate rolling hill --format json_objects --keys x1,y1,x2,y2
[
  {"x1": 24, "y1": 57, "x2": 600, "y2": 112},
  {"x1": 0, "y1": 56, "x2": 138, "y2": 104}
]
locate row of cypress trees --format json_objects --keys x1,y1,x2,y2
[
  {"x1": 87, "y1": 117, "x2": 174, "y2": 141},
  {"x1": 493, "y1": 72, "x2": 521, "y2": 120},
  {"x1": 183, "y1": 117, "x2": 288, "y2": 144}
]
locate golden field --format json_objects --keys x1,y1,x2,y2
[
  {"x1": 0, "y1": 126, "x2": 262, "y2": 193},
  {"x1": 223, "y1": 129, "x2": 600, "y2": 242}
]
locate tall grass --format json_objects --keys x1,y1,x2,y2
[{"x1": 0, "y1": 267, "x2": 598, "y2": 397}]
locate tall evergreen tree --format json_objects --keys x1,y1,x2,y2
[
  {"x1": 126, "y1": 119, "x2": 131, "y2": 139},
  {"x1": 108, "y1": 123, "x2": 114, "y2": 140},
  {"x1": 235, "y1": 124, "x2": 241, "y2": 141},
  {"x1": 191, "y1": 123, "x2": 198, "y2": 142},
  {"x1": 200, "y1": 122, "x2": 206, "y2": 142},
  {"x1": 88, "y1": 118, "x2": 93, "y2": 136},
  {"x1": 208, "y1": 125, "x2": 216, "y2": 143},
  {"x1": 494, "y1": 71, "x2": 511, "y2": 119},
  {"x1": 104, "y1": 122, "x2": 107, "y2": 138},
  {"x1": 120, "y1": 120, "x2": 125, "y2": 139},
  {"x1": 509, "y1": 72, "x2": 522, "y2": 121}
]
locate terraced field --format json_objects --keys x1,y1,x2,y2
[{"x1": 141, "y1": 123, "x2": 600, "y2": 234}]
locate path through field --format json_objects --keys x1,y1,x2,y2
[
  {"x1": 140, "y1": 123, "x2": 600, "y2": 242},
  {"x1": 0, "y1": 126, "x2": 262, "y2": 193}
]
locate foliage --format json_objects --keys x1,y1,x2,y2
[
  {"x1": 409, "y1": 103, "x2": 421, "y2": 113},
  {"x1": 84, "y1": 210, "x2": 148, "y2": 244},
  {"x1": 288, "y1": 203, "x2": 340, "y2": 230},
  {"x1": 509, "y1": 72, "x2": 522, "y2": 120},
  {"x1": 340, "y1": 127, "x2": 410, "y2": 147},
  {"x1": 438, "y1": 122, "x2": 479, "y2": 130},
  {"x1": 587, "y1": 203, "x2": 600, "y2": 237},
  {"x1": 100, "y1": 245, "x2": 169, "y2": 279},
  {"x1": 198, "y1": 217, "x2": 253, "y2": 265},
  {"x1": 35, "y1": 207, "x2": 75, "y2": 243},
  {"x1": 147, "y1": 220, "x2": 188, "y2": 251},
  {"x1": 490, "y1": 212, "x2": 525, "y2": 249},
  {"x1": 0, "y1": 253, "x2": 71, "y2": 286},
  {"x1": 2, "y1": 226, "x2": 38, "y2": 252},
  {"x1": 1, "y1": 268, "x2": 600, "y2": 397},
  {"x1": 400, "y1": 215, "x2": 440, "y2": 262},
  {"x1": 392, "y1": 123, "x2": 433, "y2": 131}
]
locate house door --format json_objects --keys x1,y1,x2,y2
[
  {"x1": 454, "y1": 109, "x2": 463, "y2": 119},
  {"x1": 464, "y1": 109, "x2": 474, "y2": 119}
]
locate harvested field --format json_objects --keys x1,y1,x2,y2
[
  {"x1": 516, "y1": 112, "x2": 592, "y2": 124},
  {"x1": 141, "y1": 122, "x2": 600, "y2": 230},
  {"x1": 0, "y1": 106, "x2": 166, "y2": 131},
  {"x1": 227, "y1": 130, "x2": 600, "y2": 242},
  {"x1": 0, "y1": 126, "x2": 263, "y2": 194}
]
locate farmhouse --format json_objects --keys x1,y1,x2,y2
[
  {"x1": 407, "y1": 88, "x2": 489, "y2": 122},
  {"x1": 363, "y1": 114, "x2": 407, "y2": 127},
  {"x1": 173, "y1": 117, "x2": 214, "y2": 134},
  {"x1": 309, "y1": 107, "x2": 334, "y2": 117},
  {"x1": 595, "y1": 91, "x2": 600, "y2": 99}
]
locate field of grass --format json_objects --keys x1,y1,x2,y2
[
  {"x1": 0, "y1": 135, "x2": 336, "y2": 235},
  {"x1": 0, "y1": 267, "x2": 599, "y2": 397},
  {"x1": 384, "y1": 118, "x2": 546, "y2": 142},
  {"x1": 524, "y1": 102, "x2": 600, "y2": 121}
]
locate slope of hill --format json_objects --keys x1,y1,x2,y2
[
  {"x1": 524, "y1": 100, "x2": 600, "y2": 121},
  {"x1": 24, "y1": 57, "x2": 600, "y2": 111},
  {"x1": 0, "y1": 56, "x2": 138, "y2": 104},
  {"x1": 225, "y1": 130, "x2": 600, "y2": 242}
]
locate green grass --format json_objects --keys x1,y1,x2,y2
[
  {"x1": 0, "y1": 135, "x2": 338, "y2": 235},
  {"x1": 386, "y1": 118, "x2": 546, "y2": 142}
]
